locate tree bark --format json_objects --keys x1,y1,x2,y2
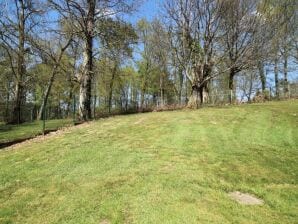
[
  {"x1": 283, "y1": 47, "x2": 288, "y2": 95},
  {"x1": 178, "y1": 68, "x2": 184, "y2": 105},
  {"x1": 108, "y1": 65, "x2": 117, "y2": 114},
  {"x1": 187, "y1": 84, "x2": 208, "y2": 108},
  {"x1": 140, "y1": 89, "x2": 145, "y2": 111},
  {"x1": 79, "y1": 1, "x2": 95, "y2": 121},
  {"x1": 93, "y1": 93, "x2": 97, "y2": 118},
  {"x1": 12, "y1": 0, "x2": 26, "y2": 124},
  {"x1": 79, "y1": 72, "x2": 92, "y2": 120},
  {"x1": 228, "y1": 68, "x2": 236, "y2": 104},
  {"x1": 159, "y1": 73, "x2": 164, "y2": 107},
  {"x1": 38, "y1": 65, "x2": 58, "y2": 120},
  {"x1": 258, "y1": 61, "x2": 266, "y2": 92},
  {"x1": 274, "y1": 57, "x2": 279, "y2": 98},
  {"x1": 66, "y1": 85, "x2": 73, "y2": 117},
  {"x1": 247, "y1": 73, "x2": 253, "y2": 102},
  {"x1": 5, "y1": 80, "x2": 10, "y2": 121},
  {"x1": 12, "y1": 82, "x2": 24, "y2": 124}
]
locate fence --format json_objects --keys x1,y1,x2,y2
[{"x1": 0, "y1": 83, "x2": 297, "y2": 142}]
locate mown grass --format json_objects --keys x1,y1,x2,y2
[
  {"x1": 0, "y1": 100, "x2": 297, "y2": 224},
  {"x1": 0, "y1": 119, "x2": 73, "y2": 144}
]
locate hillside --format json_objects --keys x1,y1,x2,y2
[{"x1": 0, "y1": 100, "x2": 297, "y2": 224}]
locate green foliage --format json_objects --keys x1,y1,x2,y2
[{"x1": 97, "y1": 18, "x2": 138, "y2": 58}]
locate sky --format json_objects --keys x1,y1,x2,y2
[{"x1": 127, "y1": 0, "x2": 163, "y2": 24}]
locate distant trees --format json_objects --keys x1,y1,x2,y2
[
  {"x1": 0, "y1": 0, "x2": 297, "y2": 124},
  {"x1": 98, "y1": 18, "x2": 137, "y2": 113},
  {"x1": 259, "y1": 0, "x2": 297, "y2": 97},
  {"x1": 0, "y1": 0, "x2": 43, "y2": 123},
  {"x1": 136, "y1": 19, "x2": 169, "y2": 109},
  {"x1": 162, "y1": 0, "x2": 271, "y2": 106},
  {"x1": 161, "y1": 0, "x2": 297, "y2": 104}
]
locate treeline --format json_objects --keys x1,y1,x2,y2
[{"x1": 0, "y1": 0, "x2": 297, "y2": 124}]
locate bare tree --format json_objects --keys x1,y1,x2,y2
[
  {"x1": 32, "y1": 37, "x2": 73, "y2": 120},
  {"x1": 48, "y1": 0, "x2": 137, "y2": 121},
  {"x1": 164, "y1": 0, "x2": 225, "y2": 108},
  {"x1": 218, "y1": 0, "x2": 270, "y2": 102},
  {"x1": 0, "y1": 0, "x2": 43, "y2": 123}
]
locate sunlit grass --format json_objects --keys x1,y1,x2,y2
[{"x1": 0, "y1": 100, "x2": 297, "y2": 223}]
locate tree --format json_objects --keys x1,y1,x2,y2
[
  {"x1": 33, "y1": 37, "x2": 73, "y2": 120},
  {"x1": 258, "y1": 0, "x2": 297, "y2": 98},
  {"x1": 49, "y1": 0, "x2": 137, "y2": 121},
  {"x1": 218, "y1": 0, "x2": 270, "y2": 102},
  {"x1": 164, "y1": 0, "x2": 225, "y2": 107},
  {"x1": 98, "y1": 18, "x2": 137, "y2": 113},
  {"x1": 0, "y1": 0, "x2": 43, "y2": 123}
]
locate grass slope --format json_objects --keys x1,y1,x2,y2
[
  {"x1": 0, "y1": 119, "x2": 73, "y2": 144},
  {"x1": 0, "y1": 101, "x2": 297, "y2": 224}
]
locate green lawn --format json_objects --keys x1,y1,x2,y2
[
  {"x1": 0, "y1": 119, "x2": 73, "y2": 144},
  {"x1": 0, "y1": 100, "x2": 297, "y2": 224}
]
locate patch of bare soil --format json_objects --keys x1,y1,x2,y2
[
  {"x1": 228, "y1": 191, "x2": 264, "y2": 205},
  {"x1": 3, "y1": 122, "x2": 93, "y2": 151},
  {"x1": 99, "y1": 219, "x2": 110, "y2": 224}
]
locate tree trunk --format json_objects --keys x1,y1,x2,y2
[
  {"x1": 258, "y1": 61, "x2": 266, "y2": 92},
  {"x1": 140, "y1": 88, "x2": 145, "y2": 111},
  {"x1": 57, "y1": 93, "x2": 61, "y2": 119},
  {"x1": 153, "y1": 93, "x2": 157, "y2": 107},
  {"x1": 93, "y1": 94, "x2": 97, "y2": 118},
  {"x1": 159, "y1": 72, "x2": 165, "y2": 107},
  {"x1": 188, "y1": 88, "x2": 200, "y2": 108},
  {"x1": 228, "y1": 68, "x2": 236, "y2": 104},
  {"x1": 12, "y1": 82, "x2": 25, "y2": 124},
  {"x1": 11, "y1": 1, "x2": 26, "y2": 124},
  {"x1": 108, "y1": 66, "x2": 117, "y2": 114},
  {"x1": 187, "y1": 84, "x2": 208, "y2": 108},
  {"x1": 79, "y1": 1, "x2": 95, "y2": 121},
  {"x1": 178, "y1": 68, "x2": 184, "y2": 105},
  {"x1": 274, "y1": 57, "x2": 279, "y2": 98},
  {"x1": 79, "y1": 73, "x2": 92, "y2": 120},
  {"x1": 5, "y1": 80, "x2": 10, "y2": 122},
  {"x1": 248, "y1": 73, "x2": 253, "y2": 103},
  {"x1": 66, "y1": 89, "x2": 73, "y2": 117},
  {"x1": 283, "y1": 47, "x2": 288, "y2": 95},
  {"x1": 130, "y1": 84, "x2": 134, "y2": 108},
  {"x1": 185, "y1": 78, "x2": 190, "y2": 104},
  {"x1": 66, "y1": 74, "x2": 74, "y2": 117},
  {"x1": 38, "y1": 65, "x2": 58, "y2": 120}
]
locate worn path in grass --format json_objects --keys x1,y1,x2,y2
[{"x1": 0, "y1": 100, "x2": 297, "y2": 224}]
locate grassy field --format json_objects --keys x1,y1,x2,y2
[
  {"x1": 0, "y1": 100, "x2": 297, "y2": 224},
  {"x1": 0, "y1": 119, "x2": 73, "y2": 144}
]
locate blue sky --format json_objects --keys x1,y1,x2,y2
[{"x1": 127, "y1": 0, "x2": 163, "y2": 24}]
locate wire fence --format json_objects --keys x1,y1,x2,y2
[{"x1": 0, "y1": 83, "x2": 297, "y2": 143}]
